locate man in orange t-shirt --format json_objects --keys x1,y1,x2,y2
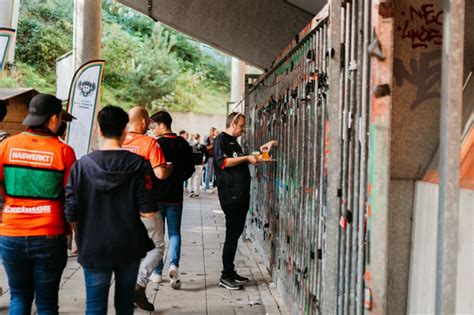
[
  {"x1": 0, "y1": 93, "x2": 76, "y2": 313},
  {"x1": 122, "y1": 106, "x2": 171, "y2": 311}
]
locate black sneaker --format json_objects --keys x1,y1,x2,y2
[
  {"x1": 219, "y1": 277, "x2": 242, "y2": 290},
  {"x1": 134, "y1": 284, "x2": 155, "y2": 311},
  {"x1": 232, "y1": 273, "x2": 249, "y2": 283}
]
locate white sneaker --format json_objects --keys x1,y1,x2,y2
[
  {"x1": 150, "y1": 273, "x2": 163, "y2": 283},
  {"x1": 169, "y1": 265, "x2": 182, "y2": 289}
]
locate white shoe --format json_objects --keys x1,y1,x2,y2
[
  {"x1": 150, "y1": 273, "x2": 163, "y2": 283},
  {"x1": 169, "y1": 265, "x2": 182, "y2": 289}
]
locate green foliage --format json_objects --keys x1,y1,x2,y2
[
  {"x1": 0, "y1": 62, "x2": 55, "y2": 94},
  {"x1": 102, "y1": 0, "x2": 154, "y2": 38},
  {"x1": 3, "y1": 0, "x2": 230, "y2": 114},
  {"x1": 15, "y1": 0, "x2": 72, "y2": 72},
  {"x1": 101, "y1": 23, "x2": 137, "y2": 89},
  {"x1": 127, "y1": 42, "x2": 180, "y2": 107},
  {"x1": 0, "y1": 75, "x2": 17, "y2": 88}
]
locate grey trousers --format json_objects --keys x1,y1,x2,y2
[{"x1": 137, "y1": 212, "x2": 165, "y2": 287}]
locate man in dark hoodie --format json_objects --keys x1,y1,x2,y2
[
  {"x1": 65, "y1": 106, "x2": 157, "y2": 314},
  {"x1": 148, "y1": 111, "x2": 194, "y2": 289}
]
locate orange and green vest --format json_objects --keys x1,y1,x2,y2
[{"x1": 0, "y1": 128, "x2": 76, "y2": 236}]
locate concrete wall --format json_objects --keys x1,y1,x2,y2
[
  {"x1": 387, "y1": 1, "x2": 444, "y2": 312},
  {"x1": 408, "y1": 181, "x2": 473, "y2": 314},
  {"x1": 168, "y1": 111, "x2": 226, "y2": 138},
  {"x1": 392, "y1": 0, "x2": 443, "y2": 179}
]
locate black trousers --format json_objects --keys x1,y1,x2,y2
[{"x1": 221, "y1": 201, "x2": 249, "y2": 279}]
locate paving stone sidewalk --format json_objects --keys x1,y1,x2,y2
[{"x1": 0, "y1": 193, "x2": 287, "y2": 314}]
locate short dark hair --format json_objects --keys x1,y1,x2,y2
[
  {"x1": 179, "y1": 130, "x2": 187, "y2": 136},
  {"x1": 150, "y1": 111, "x2": 172, "y2": 129},
  {"x1": 97, "y1": 105, "x2": 128, "y2": 139},
  {"x1": 56, "y1": 121, "x2": 67, "y2": 137},
  {"x1": 226, "y1": 112, "x2": 245, "y2": 128}
]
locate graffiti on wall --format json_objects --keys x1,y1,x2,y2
[
  {"x1": 395, "y1": 4, "x2": 443, "y2": 110},
  {"x1": 397, "y1": 4, "x2": 443, "y2": 49},
  {"x1": 394, "y1": 50, "x2": 441, "y2": 110}
]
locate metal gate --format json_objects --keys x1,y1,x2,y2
[{"x1": 244, "y1": 1, "x2": 375, "y2": 313}]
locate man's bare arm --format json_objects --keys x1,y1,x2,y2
[
  {"x1": 260, "y1": 140, "x2": 278, "y2": 152},
  {"x1": 153, "y1": 163, "x2": 173, "y2": 179},
  {"x1": 223, "y1": 155, "x2": 258, "y2": 168}
]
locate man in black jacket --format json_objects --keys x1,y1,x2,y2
[
  {"x1": 65, "y1": 106, "x2": 157, "y2": 314},
  {"x1": 214, "y1": 112, "x2": 277, "y2": 290},
  {"x1": 148, "y1": 111, "x2": 194, "y2": 289}
]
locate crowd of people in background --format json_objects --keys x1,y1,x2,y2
[
  {"x1": 178, "y1": 127, "x2": 219, "y2": 197},
  {"x1": 0, "y1": 93, "x2": 276, "y2": 314}
]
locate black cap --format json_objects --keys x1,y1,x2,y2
[
  {"x1": 23, "y1": 93, "x2": 75, "y2": 126},
  {"x1": 61, "y1": 110, "x2": 76, "y2": 122}
]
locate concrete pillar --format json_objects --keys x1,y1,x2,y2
[
  {"x1": 230, "y1": 57, "x2": 247, "y2": 112},
  {"x1": 0, "y1": 1, "x2": 13, "y2": 26},
  {"x1": 436, "y1": 0, "x2": 465, "y2": 313},
  {"x1": 0, "y1": 0, "x2": 20, "y2": 63},
  {"x1": 322, "y1": 0, "x2": 342, "y2": 313},
  {"x1": 73, "y1": 0, "x2": 101, "y2": 69},
  {"x1": 387, "y1": 180, "x2": 415, "y2": 314},
  {"x1": 73, "y1": 0, "x2": 102, "y2": 151}
]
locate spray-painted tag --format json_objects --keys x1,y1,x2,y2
[{"x1": 364, "y1": 288, "x2": 372, "y2": 310}]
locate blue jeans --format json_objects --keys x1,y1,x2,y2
[
  {"x1": 83, "y1": 260, "x2": 140, "y2": 315},
  {"x1": 204, "y1": 157, "x2": 214, "y2": 189},
  {"x1": 155, "y1": 203, "x2": 183, "y2": 275},
  {"x1": 0, "y1": 235, "x2": 67, "y2": 315}
]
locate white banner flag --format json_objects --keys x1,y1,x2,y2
[
  {"x1": 0, "y1": 28, "x2": 15, "y2": 80},
  {"x1": 66, "y1": 60, "x2": 105, "y2": 158}
]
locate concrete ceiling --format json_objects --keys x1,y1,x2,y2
[
  {"x1": 286, "y1": 0, "x2": 325, "y2": 15},
  {"x1": 117, "y1": 0, "x2": 326, "y2": 69}
]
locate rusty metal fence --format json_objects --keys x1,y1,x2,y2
[{"x1": 243, "y1": 1, "x2": 373, "y2": 313}]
